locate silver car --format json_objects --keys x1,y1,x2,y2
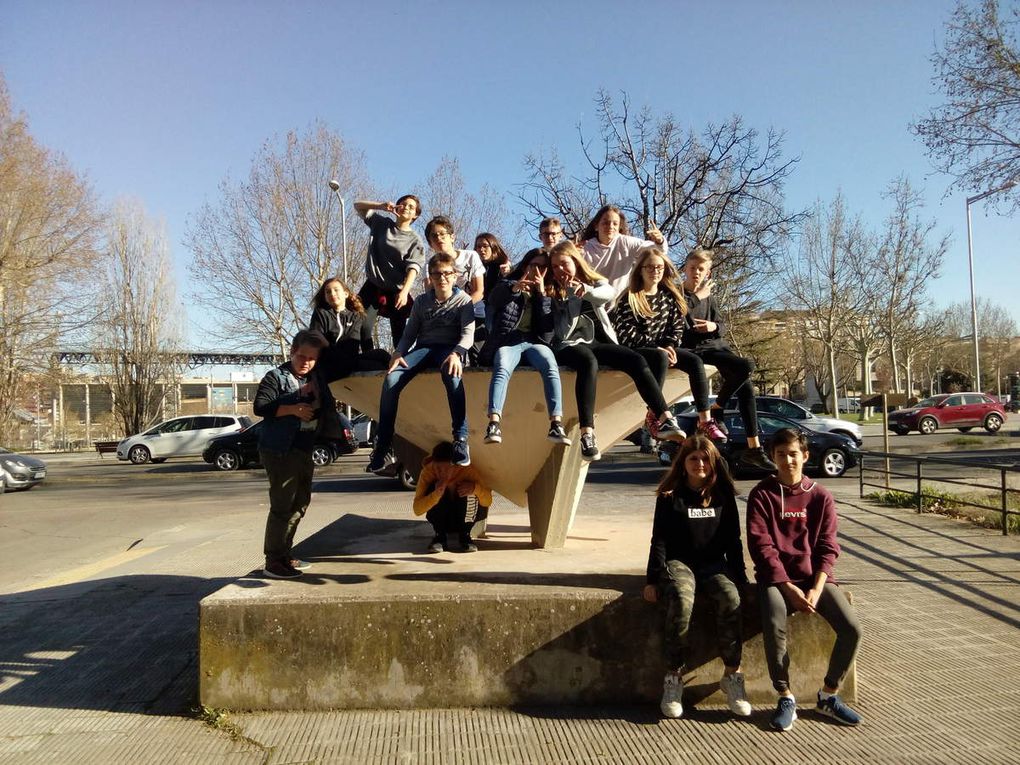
[
  {"x1": 754, "y1": 397, "x2": 863, "y2": 446},
  {"x1": 0, "y1": 447, "x2": 48, "y2": 491}
]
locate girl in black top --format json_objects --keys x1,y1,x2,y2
[
  {"x1": 309, "y1": 277, "x2": 389, "y2": 381},
  {"x1": 644, "y1": 434, "x2": 750, "y2": 719},
  {"x1": 473, "y1": 232, "x2": 512, "y2": 297}
]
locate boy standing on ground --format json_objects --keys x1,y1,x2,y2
[
  {"x1": 255, "y1": 329, "x2": 336, "y2": 580},
  {"x1": 746, "y1": 427, "x2": 863, "y2": 731},
  {"x1": 354, "y1": 196, "x2": 426, "y2": 348},
  {"x1": 367, "y1": 252, "x2": 475, "y2": 473}
]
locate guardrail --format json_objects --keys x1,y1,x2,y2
[{"x1": 858, "y1": 450, "x2": 1020, "y2": 536}]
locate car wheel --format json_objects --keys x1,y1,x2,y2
[
  {"x1": 957, "y1": 427, "x2": 974, "y2": 433},
  {"x1": 128, "y1": 445, "x2": 151, "y2": 464},
  {"x1": 311, "y1": 445, "x2": 333, "y2": 467},
  {"x1": 398, "y1": 465, "x2": 417, "y2": 491},
  {"x1": 984, "y1": 413, "x2": 1003, "y2": 433},
  {"x1": 214, "y1": 450, "x2": 241, "y2": 471},
  {"x1": 820, "y1": 448, "x2": 848, "y2": 478},
  {"x1": 918, "y1": 417, "x2": 938, "y2": 435},
  {"x1": 892, "y1": 426, "x2": 910, "y2": 436}
]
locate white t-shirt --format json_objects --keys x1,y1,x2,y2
[
  {"x1": 583, "y1": 234, "x2": 668, "y2": 306},
  {"x1": 453, "y1": 249, "x2": 486, "y2": 318}
]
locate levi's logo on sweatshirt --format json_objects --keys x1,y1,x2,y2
[
  {"x1": 688, "y1": 507, "x2": 716, "y2": 519},
  {"x1": 781, "y1": 508, "x2": 807, "y2": 520}
]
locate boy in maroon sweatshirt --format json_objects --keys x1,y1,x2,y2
[{"x1": 746, "y1": 428, "x2": 862, "y2": 732}]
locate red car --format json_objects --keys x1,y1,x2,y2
[{"x1": 887, "y1": 392, "x2": 1006, "y2": 435}]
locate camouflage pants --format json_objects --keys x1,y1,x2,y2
[{"x1": 660, "y1": 560, "x2": 742, "y2": 672}]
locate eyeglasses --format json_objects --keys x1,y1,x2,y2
[{"x1": 429, "y1": 270, "x2": 457, "y2": 280}]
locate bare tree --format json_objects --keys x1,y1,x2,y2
[
  {"x1": 873, "y1": 178, "x2": 951, "y2": 392},
  {"x1": 519, "y1": 90, "x2": 806, "y2": 314},
  {"x1": 0, "y1": 76, "x2": 103, "y2": 442},
  {"x1": 780, "y1": 195, "x2": 873, "y2": 415},
  {"x1": 185, "y1": 122, "x2": 373, "y2": 355},
  {"x1": 417, "y1": 156, "x2": 526, "y2": 256},
  {"x1": 96, "y1": 200, "x2": 183, "y2": 436},
  {"x1": 912, "y1": 0, "x2": 1020, "y2": 210},
  {"x1": 944, "y1": 297, "x2": 1019, "y2": 392}
]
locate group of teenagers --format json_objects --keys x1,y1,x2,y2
[{"x1": 252, "y1": 196, "x2": 862, "y2": 732}]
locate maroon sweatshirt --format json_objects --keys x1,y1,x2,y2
[{"x1": 746, "y1": 476, "x2": 840, "y2": 586}]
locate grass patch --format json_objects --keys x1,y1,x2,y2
[
  {"x1": 868, "y1": 488, "x2": 1020, "y2": 533},
  {"x1": 944, "y1": 436, "x2": 985, "y2": 447},
  {"x1": 193, "y1": 706, "x2": 264, "y2": 748}
]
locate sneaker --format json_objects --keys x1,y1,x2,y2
[
  {"x1": 720, "y1": 672, "x2": 751, "y2": 717},
  {"x1": 427, "y1": 535, "x2": 446, "y2": 554},
  {"x1": 547, "y1": 422, "x2": 571, "y2": 445},
  {"x1": 741, "y1": 446, "x2": 777, "y2": 472},
  {"x1": 644, "y1": 409, "x2": 660, "y2": 439},
  {"x1": 366, "y1": 450, "x2": 388, "y2": 473},
  {"x1": 656, "y1": 416, "x2": 687, "y2": 442},
  {"x1": 484, "y1": 421, "x2": 502, "y2": 444},
  {"x1": 770, "y1": 696, "x2": 797, "y2": 731},
  {"x1": 458, "y1": 534, "x2": 478, "y2": 553},
  {"x1": 289, "y1": 558, "x2": 311, "y2": 570},
  {"x1": 710, "y1": 408, "x2": 729, "y2": 434},
  {"x1": 697, "y1": 418, "x2": 729, "y2": 444},
  {"x1": 660, "y1": 672, "x2": 683, "y2": 718},
  {"x1": 816, "y1": 692, "x2": 861, "y2": 726},
  {"x1": 579, "y1": 432, "x2": 601, "y2": 461},
  {"x1": 263, "y1": 559, "x2": 302, "y2": 579},
  {"x1": 452, "y1": 439, "x2": 471, "y2": 466}
]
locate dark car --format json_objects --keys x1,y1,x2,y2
[
  {"x1": 657, "y1": 411, "x2": 860, "y2": 478},
  {"x1": 0, "y1": 447, "x2": 48, "y2": 491},
  {"x1": 886, "y1": 392, "x2": 1006, "y2": 435},
  {"x1": 202, "y1": 416, "x2": 357, "y2": 471}
]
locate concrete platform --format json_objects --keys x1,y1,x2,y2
[{"x1": 199, "y1": 508, "x2": 854, "y2": 711}]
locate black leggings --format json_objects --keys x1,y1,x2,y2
[
  {"x1": 635, "y1": 347, "x2": 712, "y2": 412},
  {"x1": 553, "y1": 342, "x2": 669, "y2": 429},
  {"x1": 697, "y1": 346, "x2": 759, "y2": 436}
]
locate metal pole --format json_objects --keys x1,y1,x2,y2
[
  {"x1": 965, "y1": 199, "x2": 981, "y2": 390},
  {"x1": 340, "y1": 196, "x2": 348, "y2": 284}
]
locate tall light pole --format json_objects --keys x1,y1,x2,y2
[
  {"x1": 965, "y1": 180, "x2": 1016, "y2": 392},
  {"x1": 327, "y1": 180, "x2": 348, "y2": 283}
]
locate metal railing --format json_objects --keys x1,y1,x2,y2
[{"x1": 858, "y1": 450, "x2": 1020, "y2": 536}]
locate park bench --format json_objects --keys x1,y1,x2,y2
[{"x1": 93, "y1": 440, "x2": 119, "y2": 458}]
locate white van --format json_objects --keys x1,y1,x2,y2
[{"x1": 116, "y1": 414, "x2": 252, "y2": 464}]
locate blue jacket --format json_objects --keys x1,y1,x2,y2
[{"x1": 254, "y1": 362, "x2": 339, "y2": 453}]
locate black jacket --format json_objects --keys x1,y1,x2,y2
[
  {"x1": 477, "y1": 280, "x2": 555, "y2": 366},
  {"x1": 680, "y1": 291, "x2": 729, "y2": 352},
  {"x1": 309, "y1": 307, "x2": 374, "y2": 379}
]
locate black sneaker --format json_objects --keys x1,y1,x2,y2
[
  {"x1": 741, "y1": 446, "x2": 777, "y2": 472},
  {"x1": 458, "y1": 534, "x2": 478, "y2": 553},
  {"x1": 656, "y1": 416, "x2": 687, "y2": 442},
  {"x1": 579, "y1": 432, "x2": 601, "y2": 461},
  {"x1": 263, "y1": 559, "x2": 302, "y2": 579},
  {"x1": 484, "y1": 422, "x2": 502, "y2": 444},
  {"x1": 452, "y1": 439, "x2": 471, "y2": 466},
  {"x1": 770, "y1": 695, "x2": 797, "y2": 731},
  {"x1": 366, "y1": 450, "x2": 388, "y2": 473},
  {"x1": 816, "y1": 692, "x2": 861, "y2": 725},
  {"x1": 427, "y1": 535, "x2": 446, "y2": 554},
  {"x1": 547, "y1": 422, "x2": 571, "y2": 445}
]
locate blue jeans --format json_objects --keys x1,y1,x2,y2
[
  {"x1": 375, "y1": 345, "x2": 467, "y2": 457},
  {"x1": 488, "y1": 342, "x2": 562, "y2": 418}
]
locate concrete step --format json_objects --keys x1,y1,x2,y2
[{"x1": 200, "y1": 510, "x2": 855, "y2": 710}]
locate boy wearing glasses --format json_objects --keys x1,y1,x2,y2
[
  {"x1": 354, "y1": 196, "x2": 426, "y2": 347},
  {"x1": 367, "y1": 252, "x2": 476, "y2": 472}
]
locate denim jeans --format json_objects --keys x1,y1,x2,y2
[
  {"x1": 488, "y1": 342, "x2": 562, "y2": 417},
  {"x1": 375, "y1": 345, "x2": 467, "y2": 457}
]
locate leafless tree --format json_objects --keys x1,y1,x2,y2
[
  {"x1": 912, "y1": 0, "x2": 1020, "y2": 211},
  {"x1": 96, "y1": 200, "x2": 184, "y2": 436},
  {"x1": 519, "y1": 89, "x2": 806, "y2": 314},
  {"x1": 417, "y1": 156, "x2": 526, "y2": 256},
  {"x1": 944, "y1": 297, "x2": 1018, "y2": 392},
  {"x1": 185, "y1": 122, "x2": 373, "y2": 355},
  {"x1": 0, "y1": 76, "x2": 104, "y2": 442},
  {"x1": 873, "y1": 178, "x2": 951, "y2": 392},
  {"x1": 780, "y1": 195, "x2": 873, "y2": 414}
]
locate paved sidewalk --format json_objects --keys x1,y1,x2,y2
[{"x1": 1, "y1": 478, "x2": 1018, "y2": 763}]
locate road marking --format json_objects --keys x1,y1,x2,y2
[{"x1": 14, "y1": 545, "x2": 167, "y2": 592}]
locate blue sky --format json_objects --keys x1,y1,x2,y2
[{"x1": 3, "y1": 0, "x2": 1017, "y2": 344}]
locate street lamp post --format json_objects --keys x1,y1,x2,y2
[
  {"x1": 327, "y1": 180, "x2": 348, "y2": 283},
  {"x1": 964, "y1": 180, "x2": 1017, "y2": 392}
]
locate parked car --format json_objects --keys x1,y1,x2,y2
[
  {"x1": 350, "y1": 413, "x2": 376, "y2": 448},
  {"x1": 0, "y1": 447, "x2": 47, "y2": 491},
  {"x1": 657, "y1": 411, "x2": 860, "y2": 478},
  {"x1": 886, "y1": 392, "x2": 1006, "y2": 435},
  {"x1": 753, "y1": 396, "x2": 864, "y2": 446},
  {"x1": 117, "y1": 415, "x2": 253, "y2": 464},
  {"x1": 202, "y1": 416, "x2": 357, "y2": 471}
]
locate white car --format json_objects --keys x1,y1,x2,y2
[
  {"x1": 116, "y1": 415, "x2": 252, "y2": 464},
  {"x1": 754, "y1": 397, "x2": 864, "y2": 446}
]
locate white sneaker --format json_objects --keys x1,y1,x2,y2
[
  {"x1": 660, "y1": 672, "x2": 683, "y2": 718},
  {"x1": 720, "y1": 672, "x2": 752, "y2": 717}
]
